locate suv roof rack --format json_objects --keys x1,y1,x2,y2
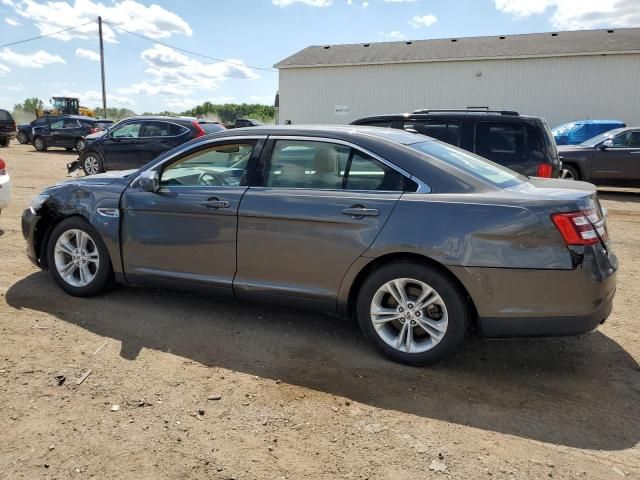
[{"x1": 412, "y1": 108, "x2": 520, "y2": 116}]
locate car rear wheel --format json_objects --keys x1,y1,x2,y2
[
  {"x1": 76, "y1": 138, "x2": 85, "y2": 152},
  {"x1": 33, "y1": 136, "x2": 47, "y2": 152},
  {"x1": 560, "y1": 165, "x2": 580, "y2": 181},
  {"x1": 356, "y1": 262, "x2": 470, "y2": 365},
  {"x1": 17, "y1": 132, "x2": 28, "y2": 144},
  {"x1": 47, "y1": 217, "x2": 113, "y2": 297},
  {"x1": 81, "y1": 151, "x2": 104, "y2": 175}
]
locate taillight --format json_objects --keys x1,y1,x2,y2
[
  {"x1": 536, "y1": 163, "x2": 553, "y2": 178},
  {"x1": 192, "y1": 121, "x2": 206, "y2": 138},
  {"x1": 551, "y1": 210, "x2": 604, "y2": 246},
  {"x1": 0, "y1": 158, "x2": 6, "y2": 175}
]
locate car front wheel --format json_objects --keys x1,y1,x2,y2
[
  {"x1": 47, "y1": 217, "x2": 113, "y2": 297},
  {"x1": 33, "y1": 136, "x2": 47, "y2": 152},
  {"x1": 81, "y1": 151, "x2": 104, "y2": 175},
  {"x1": 17, "y1": 132, "x2": 28, "y2": 144},
  {"x1": 76, "y1": 138, "x2": 85, "y2": 152},
  {"x1": 356, "y1": 262, "x2": 470, "y2": 365}
]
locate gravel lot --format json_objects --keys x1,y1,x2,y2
[{"x1": 1, "y1": 143, "x2": 639, "y2": 479}]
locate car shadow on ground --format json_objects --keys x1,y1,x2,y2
[
  {"x1": 598, "y1": 189, "x2": 640, "y2": 204},
  {"x1": 28, "y1": 149, "x2": 79, "y2": 156},
  {"x1": 6, "y1": 273, "x2": 640, "y2": 451}
]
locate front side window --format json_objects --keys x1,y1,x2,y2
[
  {"x1": 49, "y1": 119, "x2": 65, "y2": 129},
  {"x1": 112, "y1": 122, "x2": 142, "y2": 138},
  {"x1": 475, "y1": 122, "x2": 526, "y2": 165},
  {"x1": 160, "y1": 142, "x2": 254, "y2": 187},
  {"x1": 265, "y1": 140, "x2": 412, "y2": 191},
  {"x1": 627, "y1": 132, "x2": 640, "y2": 148},
  {"x1": 404, "y1": 121, "x2": 462, "y2": 146},
  {"x1": 611, "y1": 132, "x2": 633, "y2": 147}
]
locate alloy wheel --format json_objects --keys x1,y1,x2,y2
[
  {"x1": 76, "y1": 139, "x2": 85, "y2": 151},
  {"x1": 53, "y1": 229, "x2": 100, "y2": 288},
  {"x1": 370, "y1": 278, "x2": 448, "y2": 354},
  {"x1": 84, "y1": 155, "x2": 100, "y2": 175},
  {"x1": 34, "y1": 138, "x2": 44, "y2": 151},
  {"x1": 17, "y1": 132, "x2": 27, "y2": 144},
  {"x1": 560, "y1": 168, "x2": 575, "y2": 180}
]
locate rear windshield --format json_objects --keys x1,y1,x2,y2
[
  {"x1": 409, "y1": 140, "x2": 525, "y2": 189},
  {"x1": 0, "y1": 109, "x2": 13, "y2": 122},
  {"x1": 201, "y1": 123, "x2": 226, "y2": 134}
]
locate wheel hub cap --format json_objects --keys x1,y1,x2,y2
[{"x1": 53, "y1": 229, "x2": 100, "y2": 287}]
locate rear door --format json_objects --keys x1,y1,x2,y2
[
  {"x1": 235, "y1": 137, "x2": 416, "y2": 307},
  {"x1": 138, "y1": 121, "x2": 191, "y2": 166},
  {"x1": 590, "y1": 130, "x2": 640, "y2": 183},
  {"x1": 57, "y1": 118, "x2": 84, "y2": 147},
  {"x1": 101, "y1": 121, "x2": 144, "y2": 170}
]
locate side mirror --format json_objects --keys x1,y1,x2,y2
[
  {"x1": 138, "y1": 170, "x2": 159, "y2": 193},
  {"x1": 600, "y1": 139, "x2": 613, "y2": 150}
]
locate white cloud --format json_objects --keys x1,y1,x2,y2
[
  {"x1": 0, "y1": 64, "x2": 10, "y2": 76},
  {"x1": 494, "y1": 0, "x2": 640, "y2": 30},
  {"x1": 379, "y1": 30, "x2": 406, "y2": 39},
  {"x1": 5, "y1": 17, "x2": 20, "y2": 26},
  {"x1": 116, "y1": 44, "x2": 259, "y2": 99},
  {"x1": 272, "y1": 0, "x2": 332, "y2": 6},
  {"x1": 75, "y1": 48, "x2": 100, "y2": 62},
  {"x1": 249, "y1": 94, "x2": 276, "y2": 104},
  {"x1": 362, "y1": 1, "x2": 369, "y2": 7},
  {"x1": 7, "y1": 83, "x2": 23, "y2": 90},
  {"x1": 1, "y1": 47, "x2": 65, "y2": 68},
  {"x1": 2, "y1": 0, "x2": 192, "y2": 43},
  {"x1": 63, "y1": 89, "x2": 135, "y2": 107},
  {"x1": 409, "y1": 14, "x2": 437, "y2": 28}
]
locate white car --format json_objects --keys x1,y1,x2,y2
[{"x1": 0, "y1": 158, "x2": 10, "y2": 214}]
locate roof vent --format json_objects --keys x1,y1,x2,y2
[
  {"x1": 608, "y1": 29, "x2": 614, "y2": 33},
  {"x1": 499, "y1": 36, "x2": 505, "y2": 39},
  {"x1": 451, "y1": 38, "x2": 458, "y2": 42},
  {"x1": 364, "y1": 43, "x2": 370, "y2": 47},
  {"x1": 323, "y1": 45, "x2": 330, "y2": 49},
  {"x1": 406, "y1": 41, "x2": 412, "y2": 45},
  {"x1": 551, "y1": 32, "x2": 558, "y2": 36}
]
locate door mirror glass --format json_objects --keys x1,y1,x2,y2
[
  {"x1": 138, "y1": 170, "x2": 159, "y2": 192},
  {"x1": 601, "y1": 139, "x2": 613, "y2": 149}
]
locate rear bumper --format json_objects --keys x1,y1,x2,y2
[
  {"x1": 0, "y1": 174, "x2": 10, "y2": 209},
  {"x1": 21, "y1": 207, "x2": 43, "y2": 267},
  {"x1": 450, "y1": 245, "x2": 618, "y2": 338},
  {"x1": 0, "y1": 130, "x2": 17, "y2": 139}
]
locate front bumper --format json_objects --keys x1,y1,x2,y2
[
  {"x1": 450, "y1": 244, "x2": 618, "y2": 337},
  {"x1": 21, "y1": 207, "x2": 43, "y2": 267}
]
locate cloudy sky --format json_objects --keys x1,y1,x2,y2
[{"x1": 0, "y1": 0, "x2": 638, "y2": 113}]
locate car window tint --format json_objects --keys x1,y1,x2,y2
[
  {"x1": 200, "y1": 123, "x2": 226, "y2": 134},
  {"x1": 63, "y1": 118, "x2": 80, "y2": 128},
  {"x1": 160, "y1": 143, "x2": 254, "y2": 187},
  {"x1": 139, "y1": 121, "x2": 173, "y2": 137},
  {"x1": 404, "y1": 121, "x2": 461, "y2": 146},
  {"x1": 475, "y1": 123, "x2": 526, "y2": 165},
  {"x1": 345, "y1": 151, "x2": 410, "y2": 191},
  {"x1": 34, "y1": 118, "x2": 48, "y2": 126},
  {"x1": 0, "y1": 110, "x2": 12, "y2": 121},
  {"x1": 611, "y1": 132, "x2": 632, "y2": 147},
  {"x1": 364, "y1": 120, "x2": 394, "y2": 128},
  {"x1": 628, "y1": 132, "x2": 640, "y2": 148},
  {"x1": 169, "y1": 123, "x2": 189, "y2": 136},
  {"x1": 49, "y1": 119, "x2": 65, "y2": 129},
  {"x1": 112, "y1": 122, "x2": 142, "y2": 138}
]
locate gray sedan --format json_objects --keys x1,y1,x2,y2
[{"x1": 22, "y1": 126, "x2": 617, "y2": 365}]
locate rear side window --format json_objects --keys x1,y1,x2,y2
[
  {"x1": 0, "y1": 110, "x2": 12, "y2": 122},
  {"x1": 404, "y1": 120, "x2": 461, "y2": 146},
  {"x1": 475, "y1": 122, "x2": 526, "y2": 165},
  {"x1": 362, "y1": 120, "x2": 394, "y2": 128},
  {"x1": 140, "y1": 121, "x2": 185, "y2": 137},
  {"x1": 628, "y1": 132, "x2": 640, "y2": 148},
  {"x1": 265, "y1": 140, "x2": 414, "y2": 191}
]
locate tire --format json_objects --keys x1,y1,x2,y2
[
  {"x1": 0, "y1": 137, "x2": 8, "y2": 147},
  {"x1": 46, "y1": 217, "x2": 113, "y2": 297},
  {"x1": 17, "y1": 132, "x2": 28, "y2": 144},
  {"x1": 75, "y1": 138, "x2": 85, "y2": 152},
  {"x1": 65, "y1": 147, "x2": 73, "y2": 151},
  {"x1": 81, "y1": 151, "x2": 104, "y2": 175},
  {"x1": 356, "y1": 261, "x2": 470, "y2": 366},
  {"x1": 560, "y1": 164, "x2": 580, "y2": 181},
  {"x1": 33, "y1": 136, "x2": 47, "y2": 152}
]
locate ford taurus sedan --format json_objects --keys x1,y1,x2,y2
[{"x1": 22, "y1": 126, "x2": 617, "y2": 365}]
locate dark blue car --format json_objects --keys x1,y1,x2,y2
[{"x1": 552, "y1": 120, "x2": 626, "y2": 146}]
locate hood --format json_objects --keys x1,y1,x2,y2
[
  {"x1": 56, "y1": 169, "x2": 137, "y2": 187},
  {"x1": 85, "y1": 130, "x2": 107, "y2": 140}
]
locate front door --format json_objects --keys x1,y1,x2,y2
[
  {"x1": 120, "y1": 139, "x2": 263, "y2": 293},
  {"x1": 591, "y1": 130, "x2": 640, "y2": 183},
  {"x1": 235, "y1": 138, "x2": 414, "y2": 307}
]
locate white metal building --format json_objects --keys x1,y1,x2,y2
[{"x1": 274, "y1": 28, "x2": 640, "y2": 128}]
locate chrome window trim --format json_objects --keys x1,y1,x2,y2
[
  {"x1": 266, "y1": 135, "x2": 431, "y2": 193},
  {"x1": 111, "y1": 119, "x2": 191, "y2": 140}
]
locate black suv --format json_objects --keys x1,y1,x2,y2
[
  {"x1": 32, "y1": 115, "x2": 99, "y2": 152},
  {"x1": 0, "y1": 109, "x2": 16, "y2": 147},
  {"x1": 77, "y1": 116, "x2": 208, "y2": 175},
  {"x1": 351, "y1": 109, "x2": 560, "y2": 178}
]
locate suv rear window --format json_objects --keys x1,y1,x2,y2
[
  {"x1": 0, "y1": 109, "x2": 13, "y2": 122},
  {"x1": 475, "y1": 123, "x2": 526, "y2": 165},
  {"x1": 404, "y1": 120, "x2": 461, "y2": 146}
]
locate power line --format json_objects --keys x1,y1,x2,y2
[
  {"x1": 102, "y1": 20, "x2": 277, "y2": 73},
  {"x1": 0, "y1": 20, "x2": 97, "y2": 49}
]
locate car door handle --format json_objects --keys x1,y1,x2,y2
[
  {"x1": 201, "y1": 198, "x2": 230, "y2": 209},
  {"x1": 342, "y1": 206, "x2": 380, "y2": 217}
]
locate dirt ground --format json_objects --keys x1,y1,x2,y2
[{"x1": 0, "y1": 142, "x2": 639, "y2": 480}]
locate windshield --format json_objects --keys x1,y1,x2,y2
[
  {"x1": 579, "y1": 128, "x2": 626, "y2": 147},
  {"x1": 408, "y1": 140, "x2": 526, "y2": 189},
  {"x1": 552, "y1": 123, "x2": 579, "y2": 136}
]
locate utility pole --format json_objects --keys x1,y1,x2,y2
[{"x1": 98, "y1": 16, "x2": 107, "y2": 116}]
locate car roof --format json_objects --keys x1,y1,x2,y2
[
  {"x1": 123, "y1": 115, "x2": 196, "y2": 122},
  {"x1": 562, "y1": 119, "x2": 625, "y2": 125},
  {"x1": 211, "y1": 124, "x2": 425, "y2": 145},
  {"x1": 353, "y1": 112, "x2": 543, "y2": 122}
]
